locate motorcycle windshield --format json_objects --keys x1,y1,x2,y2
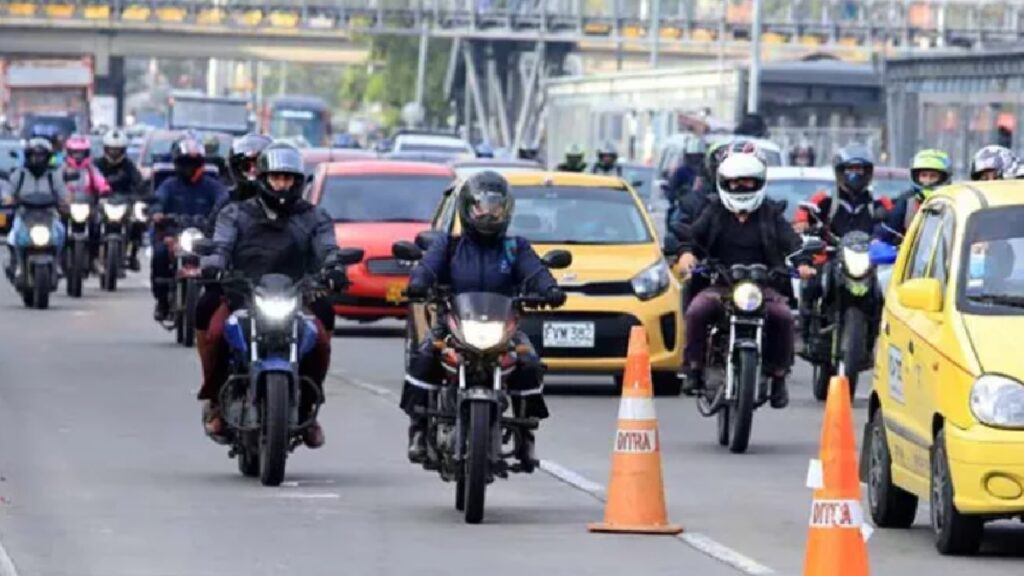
[{"x1": 452, "y1": 292, "x2": 515, "y2": 325}]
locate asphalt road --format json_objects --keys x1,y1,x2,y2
[{"x1": 0, "y1": 272, "x2": 1021, "y2": 576}]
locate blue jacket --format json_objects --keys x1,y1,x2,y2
[
  {"x1": 153, "y1": 174, "x2": 227, "y2": 218},
  {"x1": 410, "y1": 234, "x2": 556, "y2": 297}
]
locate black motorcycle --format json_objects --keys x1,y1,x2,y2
[
  {"x1": 126, "y1": 198, "x2": 150, "y2": 271},
  {"x1": 200, "y1": 248, "x2": 363, "y2": 486},
  {"x1": 65, "y1": 194, "x2": 93, "y2": 298},
  {"x1": 98, "y1": 195, "x2": 130, "y2": 291},
  {"x1": 154, "y1": 215, "x2": 206, "y2": 347},
  {"x1": 797, "y1": 202, "x2": 896, "y2": 401},
  {"x1": 392, "y1": 240, "x2": 570, "y2": 524},
  {"x1": 6, "y1": 193, "x2": 61, "y2": 309}
]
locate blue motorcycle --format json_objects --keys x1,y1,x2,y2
[{"x1": 6, "y1": 192, "x2": 63, "y2": 309}]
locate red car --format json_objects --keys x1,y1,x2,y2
[{"x1": 308, "y1": 160, "x2": 455, "y2": 322}]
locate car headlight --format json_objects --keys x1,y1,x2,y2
[
  {"x1": 29, "y1": 225, "x2": 51, "y2": 247},
  {"x1": 970, "y1": 374, "x2": 1024, "y2": 428},
  {"x1": 732, "y1": 282, "x2": 763, "y2": 312},
  {"x1": 133, "y1": 202, "x2": 147, "y2": 221},
  {"x1": 178, "y1": 228, "x2": 203, "y2": 254},
  {"x1": 70, "y1": 203, "x2": 91, "y2": 223},
  {"x1": 631, "y1": 260, "x2": 671, "y2": 301},
  {"x1": 843, "y1": 246, "x2": 872, "y2": 279},
  {"x1": 255, "y1": 295, "x2": 298, "y2": 322},
  {"x1": 460, "y1": 320, "x2": 505, "y2": 351},
  {"x1": 103, "y1": 202, "x2": 127, "y2": 222}
]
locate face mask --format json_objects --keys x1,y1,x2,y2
[{"x1": 969, "y1": 253, "x2": 986, "y2": 279}]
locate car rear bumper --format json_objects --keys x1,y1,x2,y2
[{"x1": 946, "y1": 423, "x2": 1024, "y2": 515}]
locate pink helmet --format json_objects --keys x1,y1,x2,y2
[{"x1": 65, "y1": 135, "x2": 92, "y2": 169}]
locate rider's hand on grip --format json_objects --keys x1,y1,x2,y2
[
  {"x1": 797, "y1": 264, "x2": 816, "y2": 280},
  {"x1": 677, "y1": 252, "x2": 698, "y2": 275},
  {"x1": 545, "y1": 286, "x2": 567, "y2": 308},
  {"x1": 324, "y1": 267, "x2": 349, "y2": 292},
  {"x1": 405, "y1": 281, "x2": 428, "y2": 300}
]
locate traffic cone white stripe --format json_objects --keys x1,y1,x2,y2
[{"x1": 617, "y1": 397, "x2": 657, "y2": 421}]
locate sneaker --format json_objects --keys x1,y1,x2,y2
[
  {"x1": 153, "y1": 302, "x2": 169, "y2": 322},
  {"x1": 303, "y1": 421, "x2": 325, "y2": 449},
  {"x1": 517, "y1": 431, "x2": 537, "y2": 472},
  {"x1": 681, "y1": 367, "x2": 705, "y2": 396},
  {"x1": 129, "y1": 256, "x2": 141, "y2": 272},
  {"x1": 770, "y1": 376, "x2": 790, "y2": 409},
  {"x1": 407, "y1": 423, "x2": 427, "y2": 463}
]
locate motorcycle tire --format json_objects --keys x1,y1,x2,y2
[
  {"x1": 259, "y1": 373, "x2": 290, "y2": 487},
  {"x1": 842, "y1": 307, "x2": 868, "y2": 400},
  {"x1": 238, "y1": 448, "x2": 260, "y2": 478},
  {"x1": 103, "y1": 242, "x2": 119, "y2": 292},
  {"x1": 716, "y1": 405, "x2": 730, "y2": 447},
  {"x1": 67, "y1": 243, "x2": 83, "y2": 298},
  {"x1": 33, "y1": 265, "x2": 50, "y2": 310},
  {"x1": 175, "y1": 282, "x2": 185, "y2": 344},
  {"x1": 813, "y1": 363, "x2": 834, "y2": 402},
  {"x1": 183, "y1": 280, "x2": 198, "y2": 348},
  {"x1": 464, "y1": 401, "x2": 490, "y2": 524},
  {"x1": 729, "y1": 348, "x2": 757, "y2": 454}
]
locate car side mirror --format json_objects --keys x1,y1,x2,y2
[
  {"x1": 897, "y1": 278, "x2": 942, "y2": 313},
  {"x1": 663, "y1": 234, "x2": 682, "y2": 257},
  {"x1": 336, "y1": 247, "x2": 365, "y2": 266},
  {"x1": 392, "y1": 240, "x2": 423, "y2": 262},
  {"x1": 541, "y1": 249, "x2": 572, "y2": 270},
  {"x1": 415, "y1": 230, "x2": 443, "y2": 251},
  {"x1": 192, "y1": 238, "x2": 214, "y2": 257}
]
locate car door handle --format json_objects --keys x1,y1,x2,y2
[{"x1": 908, "y1": 341, "x2": 915, "y2": 354}]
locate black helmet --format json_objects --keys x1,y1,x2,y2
[
  {"x1": 596, "y1": 142, "x2": 618, "y2": 169},
  {"x1": 256, "y1": 142, "x2": 305, "y2": 212},
  {"x1": 457, "y1": 171, "x2": 514, "y2": 240},
  {"x1": 229, "y1": 133, "x2": 272, "y2": 193},
  {"x1": 832, "y1": 143, "x2": 875, "y2": 195},
  {"x1": 172, "y1": 136, "x2": 205, "y2": 182},
  {"x1": 789, "y1": 143, "x2": 816, "y2": 167},
  {"x1": 24, "y1": 137, "x2": 54, "y2": 177}
]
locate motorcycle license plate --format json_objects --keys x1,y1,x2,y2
[{"x1": 543, "y1": 321, "x2": 595, "y2": 348}]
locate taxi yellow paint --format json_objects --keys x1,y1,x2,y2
[
  {"x1": 867, "y1": 181, "x2": 1024, "y2": 552},
  {"x1": 6, "y1": 3, "x2": 36, "y2": 17},
  {"x1": 83, "y1": 5, "x2": 111, "y2": 20},
  {"x1": 268, "y1": 11, "x2": 300, "y2": 29},
  {"x1": 121, "y1": 4, "x2": 151, "y2": 21},
  {"x1": 234, "y1": 9, "x2": 263, "y2": 27},
  {"x1": 409, "y1": 171, "x2": 683, "y2": 393},
  {"x1": 155, "y1": 6, "x2": 186, "y2": 23},
  {"x1": 196, "y1": 8, "x2": 225, "y2": 26},
  {"x1": 43, "y1": 4, "x2": 75, "y2": 18}
]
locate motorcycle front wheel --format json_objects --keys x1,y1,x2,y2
[
  {"x1": 729, "y1": 348, "x2": 758, "y2": 454},
  {"x1": 183, "y1": 279, "x2": 198, "y2": 348},
  {"x1": 33, "y1": 265, "x2": 50, "y2": 310},
  {"x1": 842, "y1": 307, "x2": 868, "y2": 400},
  {"x1": 103, "y1": 240, "x2": 119, "y2": 292},
  {"x1": 67, "y1": 243, "x2": 83, "y2": 298},
  {"x1": 259, "y1": 374, "x2": 290, "y2": 487},
  {"x1": 463, "y1": 401, "x2": 491, "y2": 524}
]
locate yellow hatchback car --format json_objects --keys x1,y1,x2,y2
[
  {"x1": 407, "y1": 171, "x2": 684, "y2": 395},
  {"x1": 863, "y1": 181, "x2": 1024, "y2": 555}
]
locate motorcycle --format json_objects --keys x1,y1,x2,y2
[
  {"x1": 65, "y1": 194, "x2": 93, "y2": 298},
  {"x1": 155, "y1": 215, "x2": 206, "y2": 347},
  {"x1": 392, "y1": 240, "x2": 571, "y2": 524},
  {"x1": 797, "y1": 202, "x2": 898, "y2": 401},
  {"x1": 200, "y1": 247, "x2": 364, "y2": 487},
  {"x1": 6, "y1": 193, "x2": 61, "y2": 309},
  {"x1": 97, "y1": 195, "x2": 130, "y2": 291},
  {"x1": 125, "y1": 198, "x2": 150, "y2": 272}
]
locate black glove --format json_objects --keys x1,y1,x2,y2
[
  {"x1": 405, "y1": 281, "x2": 428, "y2": 299},
  {"x1": 545, "y1": 286, "x2": 567, "y2": 308},
  {"x1": 324, "y1": 267, "x2": 349, "y2": 292}
]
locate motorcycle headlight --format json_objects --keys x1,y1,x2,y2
[
  {"x1": 178, "y1": 228, "x2": 203, "y2": 254},
  {"x1": 70, "y1": 203, "x2": 91, "y2": 223},
  {"x1": 843, "y1": 246, "x2": 872, "y2": 279},
  {"x1": 732, "y1": 282, "x2": 763, "y2": 312},
  {"x1": 970, "y1": 374, "x2": 1024, "y2": 429},
  {"x1": 631, "y1": 260, "x2": 671, "y2": 301},
  {"x1": 103, "y1": 202, "x2": 127, "y2": 222},
  {"x1": 460, "y1": 320, "x2": 506, "y2": 351},
  {"x1": 133, "y1": 202, "x2": 147, "y2": 221},
  {"x1": 29, "y1": 225, "x2": 51, "y2": 247},
  {"x1": 255, "y1": 295, "x2": 298, "y2": 322}
]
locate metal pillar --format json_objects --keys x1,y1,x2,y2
[
  {"x1": 512, "y1": 42, "x2": 544, "y2": 153},
  {"x1": 486, "y1": 45, "x2": 511, "y2": 147},
  {"x1": 650, "y1": 0, "x2": 660, "y2": 68},
  {"x1": 413, "y1": 25, "x2": 429, "y2": 128},
  {"x1": 462, "y1": 43, "x2": 491, "y2": 144},
  {"x1": 747, "y1": 0, "x2": 762, "y2": 114}
]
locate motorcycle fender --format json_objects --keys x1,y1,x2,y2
[
  {"x1": 733, "y1": 338, "x2": 759, "y2": 351},
  {"x1": 252, "y1": 360, "x2": 297, "y2": 403},
  {"x1": 26, "y1": 254, "x2": 55, "y2": 267}
]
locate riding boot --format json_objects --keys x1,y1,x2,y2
[{"x1": 407, "y1": 418, "x2": 427, "y2": 463}]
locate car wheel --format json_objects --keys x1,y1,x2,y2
[
  {"x1": 931, "y1": 429, "x2": 984, "y2": 555},
  {"x1": 867, "y1": 410, "x2": 918, "y2": 528}
]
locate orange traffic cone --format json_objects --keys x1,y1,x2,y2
[
  {"x1": 803, "y1": 375, "x2": 870, "y2": 576},
  {"x1": 589, "y1": 326, "x2": 683, "y2": 535}
]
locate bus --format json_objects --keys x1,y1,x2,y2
[
  {"x1": 168, "y1": 91, "x2": 251, "y2": 136},
  {"x1": 262, "y1": 96, "x2": 331, "y2": 146}
]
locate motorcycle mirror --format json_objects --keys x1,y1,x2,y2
[
  {"x1": 662, "y1": 234, "x2": 682, "y2": 257},
  {"x1": 336, "y1": 247, "x2": 365, "y2": 266},
  {"x1": 415, "y1": 230, "x2": 443, "y2": 251},
  {"x1": 192, "y1": 238, "x2": 214, "y2": 257},
  {"x1": 801, "y1": 238, "x2": 827, "y2": 254},
  {"x1": 869, "y1": 241, "x2": 899, "y2": 266},
  {"x1": 541, "y1": 249, "x2": 572, "y2": 270},
  {"x1": 392, "y1": 240, "x2": 423, "y2": 262}
]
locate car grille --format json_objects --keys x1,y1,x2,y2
[
  {"x1": 561, "y1": 281, "x2": 635, "y2": 297},
  {"x1": 519, "y1": 312, "x2": 640, "y2": 359},
  {"x1": 366, "y1": 258, "x2": 413, "y2": 276}
]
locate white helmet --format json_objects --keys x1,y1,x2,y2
[
  {"x1": 717, "y1": 153, "x2": 767, "y2": 214},
  {"x1": 103, "y1": 129, "x2": 129, "y2": 149}
]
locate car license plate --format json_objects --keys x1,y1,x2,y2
[{"x1": 543, "y1": 321, "x2": 595, "y2": 348}]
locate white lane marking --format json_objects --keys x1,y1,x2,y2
[
  {"x1": 0, "y1": 536, "x2": 20, "y2": 576},
  {"x1": 273, "y1": 493, "x2": 341, "y2": 500},
  {"x1": 337, "y1": 371, "x2": 779, "y2": 575},
  {"x1": 539, "y1": 459, "x2": 777, "y2": 575}
]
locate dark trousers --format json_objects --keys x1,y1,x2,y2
[
  {"x1": 400, "y1": 330, "x2": 549, "y2": 421},
  {"x1": 684, "y1": 287, "x2": 794, "y2": 374},
  {"x1": 150, "y1": 239, "x2": 173, "y2": 305}
]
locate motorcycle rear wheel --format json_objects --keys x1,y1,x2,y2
[
  {"x1": 259, "y1": 374, "x2": 290, "y2": 487},
  {"x1": 183, "y1": 280, "x2": 198, "y2": 348},
  {"x1": 728, "y1": 348, "x2": 757, "y2": 454},
  {"x1": 813, "y1": 363, "x2": 834, "y2": 402},
  {"x1": 464, "y1": 401, "x2": 490, "y2": 524},
  {"x1": 33, "y1": 265, "x2": 50, "y2": 310}
]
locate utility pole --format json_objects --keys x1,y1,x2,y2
[
  {"x1": 650, "y1": 0, "x2": 661, "y2": 68},
  {"x1": 747, "y1": 0, "x2": 763, "y2": 114}
]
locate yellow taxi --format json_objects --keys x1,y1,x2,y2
[
  {"x1": 863, "y1": 181, "x2": 1024, "y2": 555},
  {"x1": 407, "y1": 171, "x2": 684, "y2": 395}
]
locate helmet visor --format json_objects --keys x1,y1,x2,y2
[
  {"x1": 469, "y1": 190, "x2": 510, "y2": 221},
  {"x1": 261, "y1": 146, "x2": 303, "y2": 175},
  {"x1": 719, "y1": 176, "x2": 763, "y2": 194}
]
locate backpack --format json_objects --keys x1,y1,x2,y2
[{"x1": 13, "y1": 170, "x2": 57, "y2": 204}]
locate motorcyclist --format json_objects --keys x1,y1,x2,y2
[
  {"x1": 969, "y1": 145, "x2": 1016, "y2": 181},
  {"x1": 2, "y1": 138, "x2": 68, "y2": 279},
  {"x1": 590, "y1": 142, "x2": 622, "y2": 177},
  {"x1": 556, "y1": 144, "x2": 587, "y2": 172},
  {"x1": 150, "y1": 136, "x2": 227, "y2": 321},
  {"x1": 64, "y1": 134, "x2": 111, "y2": 272},
  {"x1": 203, "y1": 134, "x2": 233, "y2": 187},
  {"x1": 675, "y1": 153, "x2": 815, "y2": 408},
  {"x1": 95, "y1": 128, "x2": 146, "y2": 270},
  {"x1": 789, "y1": 142, "x2": 816, "y2": 167},
  {"x1": 402, "y1": 171, "x2": 566, "y2": 467},
  {"x1": 198, "y1": 142, "x2": 349, "y2": 448},
  {"x1": 882, "y1": 149, "x2": 952, "y2": 245}
]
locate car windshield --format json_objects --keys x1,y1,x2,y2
[
  {"x1": 960, "y1": 206, "x2": 1024, "y2": 315},
  {"x1": 764, "y1": 178, "x2": 833, "y2": 219},
  {"x1": 507, "y1": 185, "x2": 652, "y2": 244},
  {"x1": 318, "y1": 174, "x2": 451, "y2": 223},
  {"x1": 873, "y1": 177, "x2": 910, "y2": 199},
  {"x1": 399, "y1": 143, "x2": 471, "y2": 155}
]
